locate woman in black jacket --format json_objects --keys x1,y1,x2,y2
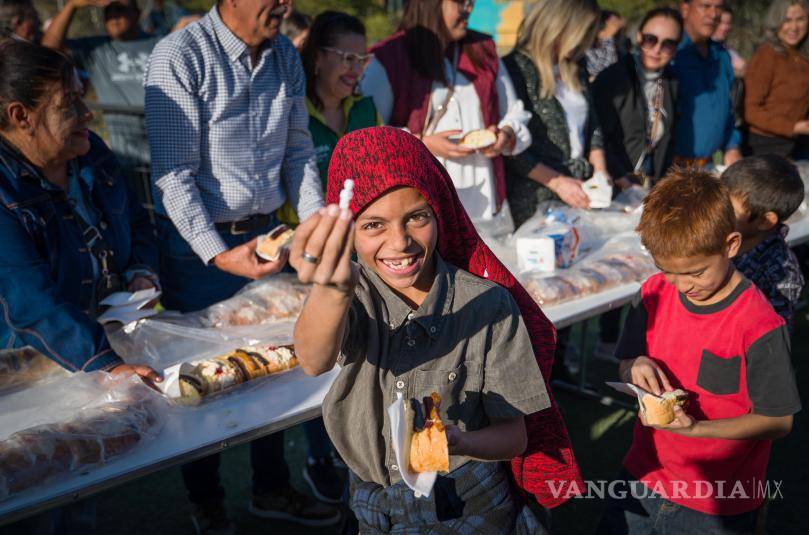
[{"x1": 593, "y1": 7, "x2": 682, "y2": 186}]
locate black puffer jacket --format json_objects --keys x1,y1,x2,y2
[{"x1": 592, "y1": 54, "x2": 677, "y2": 182}]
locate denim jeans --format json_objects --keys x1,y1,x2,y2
[
  {"x1": 597, "y1": 469, "x2": 759, "y2": 535},
  {"x1": 303, "y1": 417, "x2": 333, "y2": 460},
  {"x1": 156, "y1": 217, "x2": 291, "y2": 502}
]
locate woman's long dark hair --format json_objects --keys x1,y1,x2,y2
[
  {"x1": 0, "y1": 40, "x2": 74, "y2": 131},
  {"x1": 400, "y1": 0, "x2": 481, "y2": 85},
  {"x1": 300, "y1": 11, "x2": 366, "y2": 111}
]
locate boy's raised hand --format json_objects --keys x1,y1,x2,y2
[
  {"x1": 626, "y1": 356, "x2": 673, "y2": 397},
  {"x1": 290, "y1": 204, "x2": 358, "y2": 293}
]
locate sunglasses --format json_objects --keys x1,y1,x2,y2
[
  {"x1": 640, "y1": 33, "x2": 679, "y2": 55},
  {"x1": 321, "y1": 47, "x2": 374, "y2": 70}
]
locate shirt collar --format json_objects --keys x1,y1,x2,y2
[
  {"x1": 306, "y1": 95, "x2": 364, "y2": 136},
  {"x1": 209, "y1": 5, "x2": 250, "y2": 63},
  {"x1": 0, "y1": 136, "x2": 97, "y2": 193},
  {"x1": 360, "y1": 253, "x2": 454, "y2": 339},
  {"x1": 679, "y1": 32, "x2": 719, "y2": 62},
  {"x1": 746, "y1": 224, "x2": 789, "y2": 258}
]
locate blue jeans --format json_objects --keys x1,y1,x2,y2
[{"x1": 597, "y1": 469, "x2": 760, "y2": 535}]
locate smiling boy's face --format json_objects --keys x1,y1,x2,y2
[
  {"x1": 654, "y1": 232, "x2": 741, "y2": 305},
  {"x1": 355, "y1": 187, "x2": 438, "y2": 305}
]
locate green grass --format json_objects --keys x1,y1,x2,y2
[{"x1": 94, "y1": 314, "x2": 809, "y2": 534}]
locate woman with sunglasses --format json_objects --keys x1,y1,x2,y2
[
  {"x1": 744, "y1": 0, "x2": 809, "y2": 158},
  {"x1": 360, "y1": 0, "x2": 531, "y2": 226},
  {"x1": 592, "y1": 7, "x2": 683, "y2": 187},
  {"x1": 278, "y1": 11, "x2": 380, "y2": 226}
]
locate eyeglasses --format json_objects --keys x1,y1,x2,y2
[
  {"x1": 450, "y1": 0, "x2": 475, "y2": 10},
  {"x1": 640, "y1": 33, "x2": 679, "y2": 55},
  {"x1": 321, "y1": 47, "x2": 374, "y2": 70}
]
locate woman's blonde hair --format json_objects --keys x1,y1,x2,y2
[
  {"x1": 515, "y1": 0, "x2": 600, "y2": 99},
  {"x1": 764, "y1": 0, "x2": 809, "y2": 57}
]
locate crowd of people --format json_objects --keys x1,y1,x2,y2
[{"x1": 0, "y1": 0, "x2": 807, "y2": 534}]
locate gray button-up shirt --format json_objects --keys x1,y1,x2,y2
[
  {"x1": 323, "y1": 255, "x2": 551, "y2": 487},
  {"x1": 145, "y1": 6, "x2": 324, "y2": 263}
]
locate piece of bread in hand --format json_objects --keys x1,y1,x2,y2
[
  {"x1": 409, "y1": 392, "x2": 449, "y2": 473},
  {"x1": 641, "y1": 389, "x2": 689, "y2": 426},
  {"x1": 459, "y1": 129, "x2": 497, "y2": 150},
  {"x1": 257, "y1": 225, "x2": 295, "y2": 261}
]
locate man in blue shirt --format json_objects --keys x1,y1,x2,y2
[{"x1": 672, "y1": 0, "x2": 742, "y2": 168}]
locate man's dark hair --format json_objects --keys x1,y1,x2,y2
[
  {"x1": 722, "y1": 155, "x2": 805, "y2": 222},
  {"x1": 0, "y1": 40, "x2": 75, "y2": 130},
  {"x1": 281, "y1": 10, "x2": 311, "y2": 41}
]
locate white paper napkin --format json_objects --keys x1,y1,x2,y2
[
  {"x1": 97, "y1": 288, "x2": 161, "y2": 325},
  {"x1": 582, "y1": 171, "x2": 613, "y2": 209}
]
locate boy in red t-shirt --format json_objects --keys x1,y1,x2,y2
[{"x1": 598, "y1": 169, "x2": 801, "y2": 534}]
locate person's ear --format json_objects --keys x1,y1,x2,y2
[
  {"x1": 757, "y1": 211, "x2": 779, "y2": 232},
  {"x1": 726, "y1": 230, "x2": 742, "y2": 259},
  {"x1": 680, "y1": 2, "x2": 690, "y2": 19},
  {"x1": 5, "y1": 102, "x2": 34, "y2": 135}
]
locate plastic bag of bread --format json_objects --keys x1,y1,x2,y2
[
  {"x1": 0, "y1": 347, "x2": 70, "y2": 397},
  {"x1": 199, "y1": 275, "x2": 310, "y2": 328},
  {"x1": 0, "y1": 373, "x2": 165, "y2": 502},
  {"x1": 521, "y1": 275, "x2": 578, "y2": 306}
]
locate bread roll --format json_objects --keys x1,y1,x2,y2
[
  {"x1": 409, "y1": 393, "x2": 449, "y2": 473},
  {"x1": 257, "y1": 225, "x2": 295, "y2": 261},
  {"x1": 641, "y1": 389, "x2": 689, "y2": 426},
  {"x1": 459, "y1": 129, "x2": 497, "y2": 150}
]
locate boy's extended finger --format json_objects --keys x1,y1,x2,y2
[
  {"x1": 313, "y1": 209, "x2": 353, "y2": 285},
  {"x1": 332, "y1": 221, "x2": 356, "y2": 284},
  {"x1": 296, "y1": 206, "x2": 339, "y2": 282}
]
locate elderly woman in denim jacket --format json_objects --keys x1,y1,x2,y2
[{"x1": 0, "y1": 40, "x2": 160, "y2": 382}]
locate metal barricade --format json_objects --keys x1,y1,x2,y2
[{"x1": 88, "y1": 102, "x2": 155, "y2": 223}]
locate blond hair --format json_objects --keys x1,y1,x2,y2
[{"x1": 515, "y1": 0, "x2": 600, "y2": 99}]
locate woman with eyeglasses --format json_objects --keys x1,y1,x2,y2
[
  {"x1": 502, "y1": 0, "x2": 607, "y2": 229},
  {"x1": 360, "y1": 0, "x2": 532, "y2": 226},
  {"x1": 744, "y1": 0, "x2": 809, "y2": 158},
  {"x1": 592, "y1": 7, "x2": 682, "y2": 187},
  {"x1": 277, "y1": 10, "x2": 380, "y2": 226}
]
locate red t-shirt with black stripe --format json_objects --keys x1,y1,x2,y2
[{"x1": 616, "y1": 272, "x2": 801, "y2": 515}]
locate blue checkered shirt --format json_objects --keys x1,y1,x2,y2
[{"x1": 144, "y1": 6, "x2": 323, "y2": 263}]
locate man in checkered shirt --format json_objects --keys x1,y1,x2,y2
[{"x1": 145, "y1": 0, "x2": 333, "y2": 532}]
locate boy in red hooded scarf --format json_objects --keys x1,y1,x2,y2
[{"x1": 291, "y1": 127, "x2": 581, "y2": 532}]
